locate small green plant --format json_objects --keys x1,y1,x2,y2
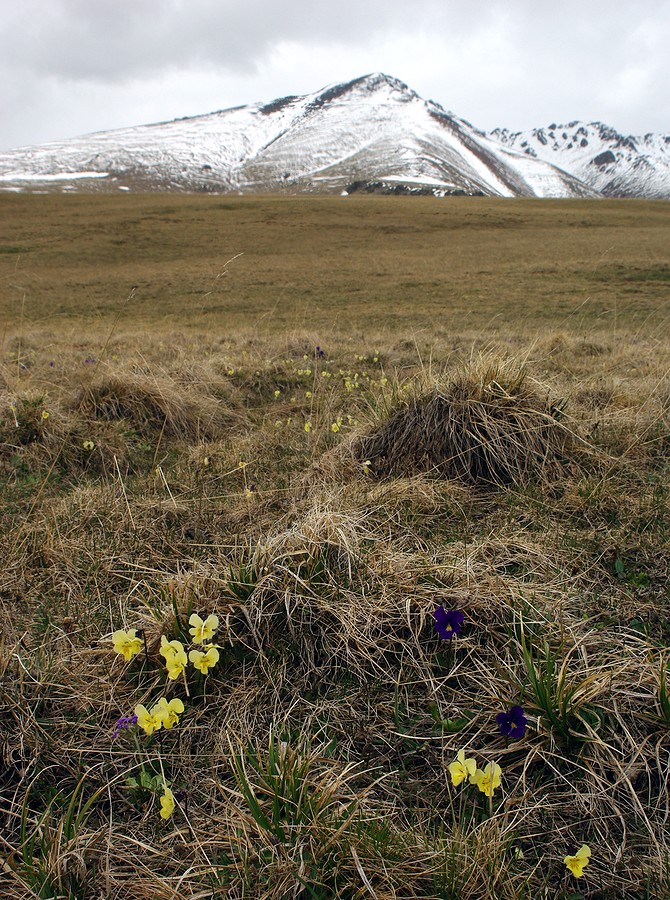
[
  {"x1": 11, "y1": 774, "x2": 105, "y2": 899},
  {"x1": 640, "y1": 652, "x2": 670, "y2": 729},
  {"x1": 516, "y1": 635, "x2": 604, "y2": 748},
  {"x1": 225, "y1": 554, "x2": 260, "y2": 603},
  {"x1": 227, "y1": 730, "x2": 361, "y2": 845}
]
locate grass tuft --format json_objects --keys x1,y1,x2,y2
[{"x1": 352, "y1": 359, "x2": 577, "y2": 486}]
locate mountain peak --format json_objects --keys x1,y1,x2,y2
[{"x1": 306, "y1": 73, "x2": 415, "y2": 111}]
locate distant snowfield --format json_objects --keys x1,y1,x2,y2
[
  {"x1": 0, "y1": 171, "x2": 109, "y2": 182},
  {"x1": 0, "y1": 74, "x2": 667, "y2": 198}
]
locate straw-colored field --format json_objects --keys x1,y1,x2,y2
[{"x1": 1, "y1": 194, "x2": 670, "y2": 898}]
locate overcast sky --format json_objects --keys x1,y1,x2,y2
[{"x1": 1, "y1": 0, "x2": 669, "y2": 151}]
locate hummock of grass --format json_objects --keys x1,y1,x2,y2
[
  {"x1": 1, "y1": 323, "x2": 670, "y2": 900},
  {"x1": 351, "y1": 359, "x2": 577, "y2": 485}
]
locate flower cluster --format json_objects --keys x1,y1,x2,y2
[
  {"x1": 436, "y1": 613, "x2": 589, "y2": 877},
  {"x1": 134, "y1": 696, "x2": 185, "y2": 735},
  {"x1": 159, "y1": 636, "x2": 188, "y2": 680},
  {"x1": 187, "y1": 612, "x2": 220, "y2": 673},
  {"x1": 156, "y1": 613, "x2": 220, "y2": 680},
  {"x1": 112, "y1": 714, "x2": 138, "y2": 739},
  {"x1": 449, "y1": 750, "x2": 502, "y2": 797}
]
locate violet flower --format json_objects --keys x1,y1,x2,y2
[
  {"x1": 433, "y1": 606, "x2": 465, "y2": 640},
  {"x1": 112, "y1": 714, "x2": 138, "y2": 740},
  {"x1": 496, "y1": 705, "x2": 527, "y2": 739}
]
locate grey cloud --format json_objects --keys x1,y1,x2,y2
[{"x1": 1, "y1": 0, "x2": 668, "y2": 150}]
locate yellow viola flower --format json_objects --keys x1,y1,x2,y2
[
  {"x1": 112, "y1": 628, "x2": 143, "y2": 662},
  {"x1": 159, "y1": 787, "x2": 175, "y2": 819},
  {"x1": 154, "y1": 697, "x2": 185, "y2": 729},
  {"x1": 304, "y1": 422, "x2": 312, "y2": 433},
  {"x1": 188, "y1": 613, "x2": 219, "y2": 644},
  {"x1": 159, "y1": 636, "x2": 187, "y2": 679},
  {"x1": 189, "y1": 645, "x2": 220, "y2": 674},
  {"x1": 41, "y1": 410, "x2": 49, "y2": 420},
  {"x1": 82, "y1": 439, "x2": 95, "y2": 450},
  {"x1": 159, "y1": 635, "x2": 181, "y2": 658},
  {"x1": 134, "y1": 703, "x2": 163, "y2": 736},
  {"x1": 564, "y1": 844, "x2": 591, "y2": 878},
  {"x1": 449, "y1": 749, "x2": 477, "y2": 787},
  {"x1": 472, "y1": 762, "x2": 502, "y2": 797},
  {"x1": 273, "y1": 389, "x2": 281, "y2": 398}
]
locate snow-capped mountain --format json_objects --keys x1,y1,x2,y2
[
  {"x1": 488, "y1": 121, "x2": 670, "y2": 199},
  {"x1": 0, "y1": 74, "x2": 666, "y2": 198}
]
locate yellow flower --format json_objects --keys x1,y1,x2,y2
[
  {"x1": 188, "y1": 613, "x2": 219, "y2": 643},
  {"x1": 82, "y1": 440, "x2": 95, "y2": 450},
  {"x1": 154, "y1": 697, "x2": 185, "y2": 729},
  {"x1": 274, "y1": 389, "x2": 281, "y2": 398},
  {"x1": 472, "y1": 762, "x2": 502, "y2": 797},
  {"x1": 159, "y1": 636, "x2": 187, "y2": 680},
  {"x1": 305, "y1": 391, "x2": 312, "y2": 398},
  {"x1": 134, "y1": 703, "x2": 163, "y2": 736},
  {"x1": 449, "y1": 749, "x2": 477, "y2": 787},
  {"x1": 564, "y1": 845, "x2": 591, "y2": 878},
  {"x1": 41, "y1": 410, "x2": 49, "y2": 420},
  {"x1": 304, "y1": 422, "x2": 312, "y2": 433},
  {"x1": 189, "y1": 645, "x2": 220, "y2": 674},
  {"x1": 112, "y1": 628, "x2": 143, "y2": 661},
  {"x1": 449, "y1": 750, "x2": 477, "y2": 787},
  {"x1": 159, "y1": 787, "x2": 175, "y2": 819}
]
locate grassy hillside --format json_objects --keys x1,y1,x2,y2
[{"x1": 1, "y1": 194, "x2": 670, "y2": 898}]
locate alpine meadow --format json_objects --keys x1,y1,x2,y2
[{"x1": 1, "y1": 192, "x2": 670, "y2": 899}]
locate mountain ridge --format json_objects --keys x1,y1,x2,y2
[{"x1": 0, "y1": 73, "x2": 667, "y2": 198}]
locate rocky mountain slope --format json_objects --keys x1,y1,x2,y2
[{"x1": 488, "y1": 121, "x2": 670, "y2": 199}]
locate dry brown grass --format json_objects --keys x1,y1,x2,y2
[{"x1": 1, "y1": 195, "x2": 670, "y2": 898}]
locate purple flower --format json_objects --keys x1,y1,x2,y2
[
  {"x1": 316, "y1": 346, "x2": 325, "y2": 359},
  {"x1": 433, "y1": 606, "x2": 465, "y2": 640},
  {"x1": 496, "y1": 705, "x2": 527, "y2": 739},
  {"x1": 112, "y1": 714, "x2": 138, "y2": 740}
]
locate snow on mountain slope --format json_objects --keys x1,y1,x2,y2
[
  {"x1": 0, "y1": 74, "x2": 659, "y2": 198},
  {"x1": 488, "y1": 121, "x2": 670, "y2": 199}
]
